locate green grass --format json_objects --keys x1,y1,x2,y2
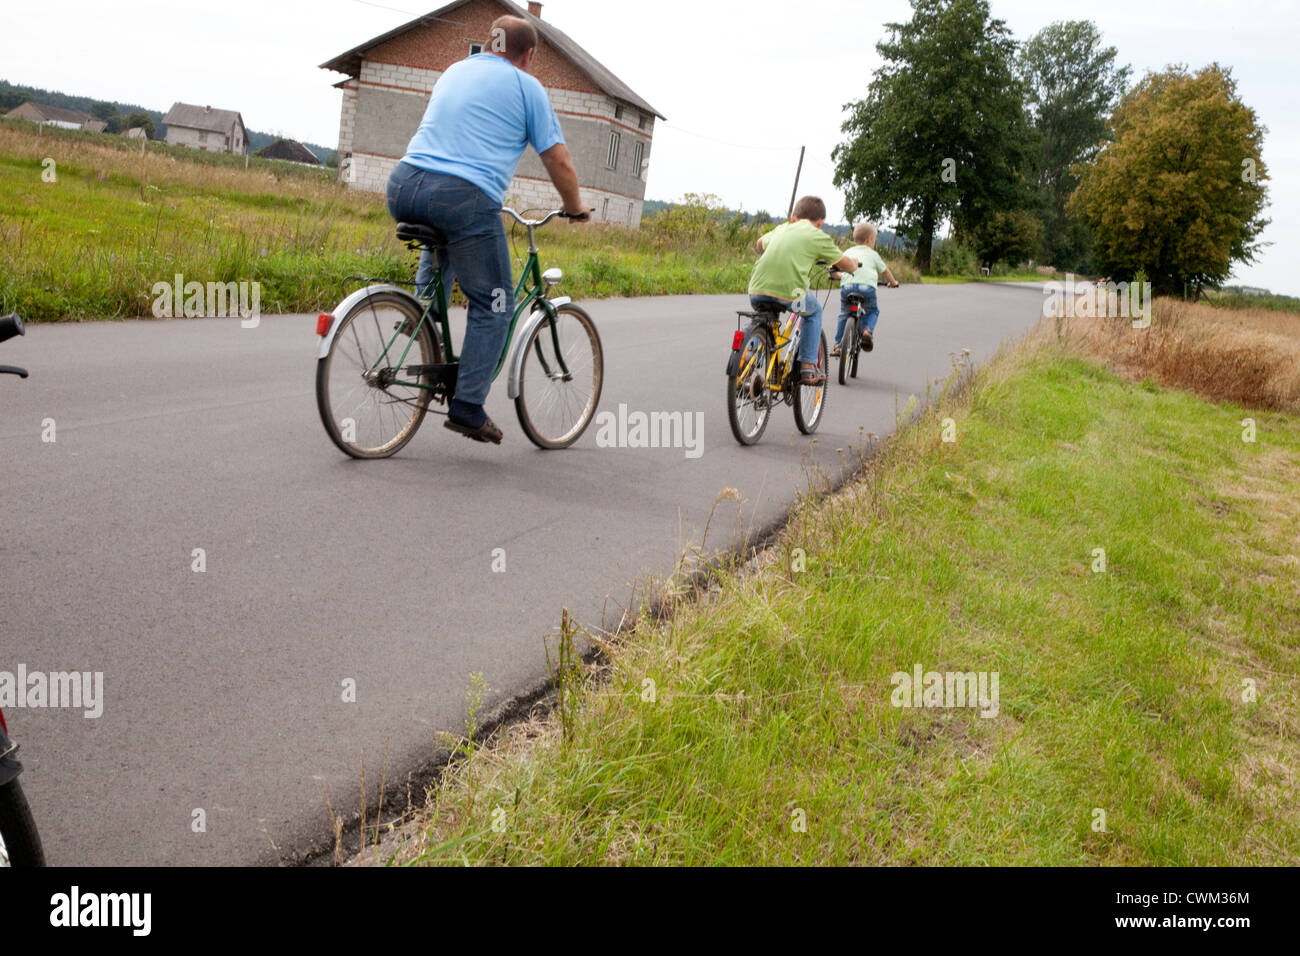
[
  {"x1": 390, "y1": 344, "x2": 1299, "y2": 866},
  {"x1": 1, "y1": 121, "x2": 927, "y2": 320},
  {"x1": 1202, "y1": 287, "x2": 1300, "y2": 314}
]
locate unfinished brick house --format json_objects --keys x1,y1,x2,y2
[{"x1": 320, "y1": 0, "x2": 662, "y2": 226}]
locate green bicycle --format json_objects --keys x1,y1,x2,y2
[{"x1": 315, "y1": 208, "x2": 603, "y2": 457}]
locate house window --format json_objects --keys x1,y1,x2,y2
[
  {"x1": 606, "y1": 131, "x2": 620, "y2": 169},
  {"x1": 638, "y1": 114, "x2": 647, "y2": 131},
  {"x1": 601, "y1": 198, "x2": 610, "y2": 220},
  {"x1": 614, "y1": 105, "x2": 623, "y2": 120},
  {"x1": 632, "y1": 141, "x2": 644, "y2": 179},
  {"x1": 469, "y1": 43, "x2": 483, "y2": 55}
]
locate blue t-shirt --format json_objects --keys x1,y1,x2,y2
[{"x1": 401, "y1": 54, "x2": 565, "y2": 204}]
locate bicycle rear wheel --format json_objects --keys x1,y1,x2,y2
[
  {"x1": 837, "y1": 317, "x2": 854, "y2": 386},
  {"x1": 727, "y1": 323, "x2": 774, "y2": 445},
  {"x1": 514, "y1": 303, "x2": 603, "y2": 449},
  {"x1": 793, "y1": 331, "x2": 828, "y2": 434},
  {"x1": 316, "y1": 292, "x2": 438, "y2": 459}
]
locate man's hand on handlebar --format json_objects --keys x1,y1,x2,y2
[{"x1": 563, "y1": 208, "x2": 593, "y2": 223}]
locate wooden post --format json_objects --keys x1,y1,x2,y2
[{"x1": 786, "y1": 145, "x2": 805, "y2": 220}]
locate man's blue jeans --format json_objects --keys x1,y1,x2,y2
[
  {"x1": 748, "y1": 291, "x2": 823, "y2": 365},
  {"x1": 834, "y1": 285, "x2": 879, "y2": 343},
  {"x1": 385, "y1": 161, "x2": 512, "y2": 412}
]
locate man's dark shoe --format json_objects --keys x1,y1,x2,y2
[
  {"x1": 860, "y1": 329, "x2": 874, "y2": 352},
  {"x1": 445, "y1": 415, "x2": 503, "y2": 444}
]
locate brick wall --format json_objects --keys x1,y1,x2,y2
[{"x1": 368, "y1": 0, "x2": 602, "y2": 96}]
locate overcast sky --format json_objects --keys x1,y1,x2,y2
[{"x1": 4, "y1": 0, "x2": 1296, "y2": 293}]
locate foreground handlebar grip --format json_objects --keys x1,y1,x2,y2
[{"x1": 0, "y1": 313, "x2": 24, "y2": 344}]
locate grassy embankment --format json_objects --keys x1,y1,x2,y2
[{"x1": 360, "y1": 297, "x2": 1298, "y2": 866}]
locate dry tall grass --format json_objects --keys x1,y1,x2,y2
[{"x1": 1040, "y1": 297, "x2": 1300, "y2": 411}]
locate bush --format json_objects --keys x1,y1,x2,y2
[{"x1": 929, "y1": 239, "x2": 980, "y2": 276}]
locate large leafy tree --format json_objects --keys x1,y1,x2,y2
[
  {"x1": 1070, "y1": 64, "x2": 1269, "y2": 296},
  {"x1": 833, "y1": 0, "x2": 1032, "y2": 272},
  {"x1": 1019, "y1": 21, "x2": 1129, "y2": 270}
]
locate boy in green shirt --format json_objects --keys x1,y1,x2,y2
[
  {"x1": 829, "y1": 222, "x2": 899, "y2": 356},
  {"x1": 749, "y1": 196, "x2": 859, "y2": 385}
]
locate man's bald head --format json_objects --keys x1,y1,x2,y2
[{"x1": 488, "y1": 16, "x2": 538, "y2": 64}]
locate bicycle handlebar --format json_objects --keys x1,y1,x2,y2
[
  {"x1": 0, "y1": 313, "x2": 24, "y2": 344},
  {"x1": 501, "y1": 207, "x2": 590, "y2": 227}
]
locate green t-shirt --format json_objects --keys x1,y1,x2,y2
[
  {"x1": 748, "y1": 220, "x2": 846, "y2": 301},
  {"x1": 841, "y1": 244, "x2": 888, "y2": 288}
]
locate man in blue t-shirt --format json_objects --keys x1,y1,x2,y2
[{"x1": 387, "y1": 15, "x2": 589, "y2": 444}]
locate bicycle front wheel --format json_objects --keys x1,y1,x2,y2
[
  {"x1": 793, "y1": 330, "x2": 828, "y2": 435},
  {"x1": 0, "y1": 779, "x2": 45, "y2": 866},
  {"x1": 316, "y1": 292, "x2": 437, "y2": 459},
  {"x1": 514, "y1": 303, "x2": 604, "y2": 450}
]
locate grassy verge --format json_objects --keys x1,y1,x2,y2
[{"x1": 376, "y1": 309, "x2": 1298, "y2": 866}]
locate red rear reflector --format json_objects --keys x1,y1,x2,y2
[
  {"x1": 731, "y1": 330, "x2": 745, "y2": 349},
  {"x1": 317, "y1": 314, "x2": 333, "y2": 336}
]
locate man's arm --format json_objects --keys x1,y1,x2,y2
[
  {"x1": 833, "y1": 253, "x2": 859, "y2": 273},
  {"x1": 538, "y1": 144, "x2": 588, "y2": 218}
]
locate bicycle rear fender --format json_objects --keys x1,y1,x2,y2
[
  {"x1": 505, "y1": 297, "x2": 571, "y2": 399},
  {"x1": 315, "y1": 284, "x2": 424, "y2": 360}
]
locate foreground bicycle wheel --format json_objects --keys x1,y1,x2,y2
[
  {"x1": 727, "y1": 324, "x2": 774, "y2": 445},
  {"x1": 515, "y1": 303, "x2": 603, "y2": 449},
  {"x1": 317, "y1": 292, "x2": 438, "y2": 459},
  {"x1": 0, "y1": 780, "x2": 45, "y2": 867},
  {"x1": 793, "y1": 330, "x2": 829, "y2": 434}
]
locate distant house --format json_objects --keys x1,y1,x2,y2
[
  {"x1": 321, "y1": 0, "x2": 663, "y2": 227},
  {"x1": 5, "y1": 101, "x2": 107, "y2": 133},
  {"x1": 255, "y1": 138, "x2": 321, "y2": 165},
  {"x1": 124, "y1": 127, "x2": 149, "y2": 140},
  {"x1": 162, "y1": 103, "x2": 247, "y2": 154}
]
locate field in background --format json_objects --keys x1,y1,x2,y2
[
  {"x1": 365, "y1": 300, "x2": 1298, "y2": 866},
  {"x1": 0, "y1": 123, "x2": 915, "y2": 321}
]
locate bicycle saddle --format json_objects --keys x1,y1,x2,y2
[{"x1": 395, "y1": 222, "x2": 442, "y2": 247}]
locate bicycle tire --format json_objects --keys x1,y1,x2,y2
[
  {"x1": 727, "y1": 323, "x2": 774, "y2": 446},
  {"x1": 0, "y1": 779, "x2": 45, "y2": 867},
  {"x1": 793, "y1": 330, "x2": 828, "y2": 435},
  {"x1": 838, "y1": 316, "x2": 855, "y2": 386},
  {"x1": 316, "y1": 292, "x2": 438, "y2": 459},
  {"x1": 514, "y1": 303, "x2": 603, "y2": 450}
]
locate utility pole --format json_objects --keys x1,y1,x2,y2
[{"x1": 786, "y1": 145, "x2": 805, "y2": 220}]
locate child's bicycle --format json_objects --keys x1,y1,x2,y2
[
  {"x1": 315, "y1": 208, "x2": 603, "y2": 456},
  {"x1": 724, "y1": 272, "x2": 830, "y2": 446},
  {"x1": 830, "y1": 273, "x2": 897, "y2": 385}
]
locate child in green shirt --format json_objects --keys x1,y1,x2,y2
[
  {"x1": 748, "y1": 196, "x2": 859, "y2": 385},
  {"x1": 829, "y1": 222, "x2": 899, "y2": 355}
]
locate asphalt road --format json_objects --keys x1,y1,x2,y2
[{"x1": 0, "y1": 282, "x2": 1045, "y2": 865}]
